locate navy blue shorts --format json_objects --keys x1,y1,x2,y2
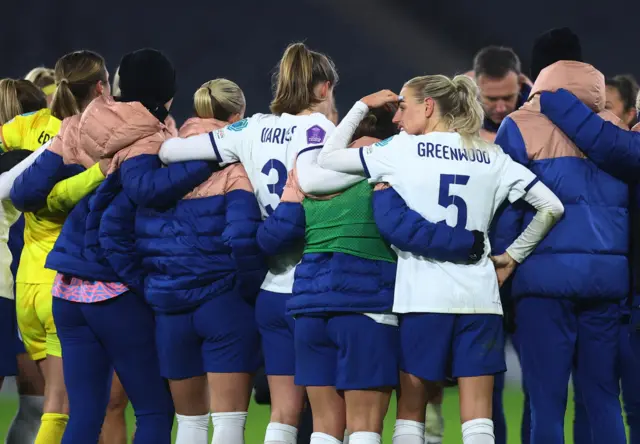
[
  {"x1": 400, "y1": 313, "x2": 505, "y2": 381},
  {"x1": 0, "y1": 297, "x2": 24, "y2": 377},
  {"x1": 295, "y1": 314, "x2": 399, "y2": 390},
  {"x1": 256, "y1": 290, "x2": 295, "y2": 376},
  {"x1": 155, "y1": 293, "x2": 262, "y2": 380}
]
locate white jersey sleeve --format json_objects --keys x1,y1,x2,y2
[
  {"x1": 159, "y1": 117, "x2": 256, "y2": 165},
  {"x1": 207, "y1": 117, "x2": 255, "y2": 165},
  {"x1": 359, "y1": 134, "x2": 403, "y2": 183},
  {"x1": 295, "y1": 115, "x2": 335, "y2": 155},
  {"x1": 497, "y1": 153, "x2": 538, "y2": 204}
]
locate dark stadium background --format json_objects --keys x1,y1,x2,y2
[
  {"x1": 1, "y1": 0, "x2": 633, "y2": 124},
  {"x1": 0, "y1": 1, "x2": 631, "y2": 441}
]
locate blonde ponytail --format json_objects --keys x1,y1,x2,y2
[
  {"x1": 270, "y1": 42, "x2": 338, "y2": 115},
  {"x1": 449, "y1": 75, "x2": 484, "y2": 136},
  {"x1": 51, "y1": 79, "x2": 81, "y2": 120},
  {"x1": 405, "y1": 74, "x2": 485, "y2": 139},
  {"x1": 50, "y1": 50, "x2": 107, "y2": 120},
  {"x1": 194, "y1": 79, "x2": 245, "y2": 121},
  {"x1": 0, "y1": 78, "x2": 47, "y2": 125}
]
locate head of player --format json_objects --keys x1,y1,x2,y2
[
  {"x1": 605, "y1": 75, "x2": 639, "y2": 129},
  {"x1": 0, "y1": 79, "x2": 47, "y2": 126},
  {"x1": 270, "y1": 42, "x2": 338, "y2": 119},
  {"x1": 194, "y1": 78, "x2": 245, "y2": 122},
  {"x1": 393, "y1": 74, "x2": 484, "y2": 140},
  {"x1": 50, "y1": 50, "x2": 110, "y2": 121},
  {"x1": 24, "y1": 67, "x2": 56, "y2": 106}
]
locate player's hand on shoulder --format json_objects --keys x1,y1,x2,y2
[
  {"x1": 361, "y1": 90, "x2": 400, "y2": 109},
  {"x1": 490, "y1": 252, "x2": 517, "y2": 287}
]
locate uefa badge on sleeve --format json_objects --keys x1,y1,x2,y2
[
  {"x1": 306, "y1": 125, "x2": 326, "y2": 144},
  {"x1": 228, "y1": 119, "x2": 249, "y2": 132}
]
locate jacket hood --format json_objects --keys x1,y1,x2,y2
[{"x1": 529, "y1": 61, "x2": 605, "y2": 113}]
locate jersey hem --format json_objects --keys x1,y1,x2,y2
[{"x1": 392, "y1": 307, "x2": 504, "y2": 315}]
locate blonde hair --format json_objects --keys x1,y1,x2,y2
[
  {"x1": 51, "y1": 50, "x2": 107, "y2": 120},
  {"x1": 194, "y1": 79, "x2": 245, "y2": 121},
  {"x1": 405, "y1": 74, "x2": 485, "y2": 138},
  {"x1": 24, "y1": 67, "x2": 55, "y2": 90},
  {"x1": 270, "y1": 43, "x2": 338, "y2": 115},
  {"x1": 0, "y1": 79, "x2": 47, "y2": 125},
  {"x1": 636, "y1": 89, "x2": 640, "y2": 113}
]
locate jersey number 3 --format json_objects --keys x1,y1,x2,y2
[
  {"x1": 438, "y1": 174, "x2": 469, "y2": 227},
  {"x1": 261, "y1": 159, "x2": 287, "y2": 215}
]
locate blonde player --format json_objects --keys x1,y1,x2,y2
[
  {"x1": 159, "y1": 42, "x2": 368, "y2": 444},
  {"x1": 313, "y1": 76, "x2": 564, "y2": 444}
]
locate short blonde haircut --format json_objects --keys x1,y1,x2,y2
[{"x1": 194, "y1": 79, "x2": 245, "y2": 121}]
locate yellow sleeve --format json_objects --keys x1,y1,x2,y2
[
  {"x1": 0, "y1": 119, "x2": 24, "y2": 152},
  {"x1": 45, "y1": 163, "x2": 106, "y2": 216}
]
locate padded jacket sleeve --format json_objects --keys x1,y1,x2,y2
[
  {"x1": 540, "y1": 88, "x2": 640, "y2": 182},
  {"x1": 10, "y1": 150, "x2": 84, "y2": 213},
  {"x1": 223, "y1": 188, "x2": 268, "y2": 303},
  {"x1": 119, "y1": 154, "x2": 216, "y2": 209},
  {"x1": 99, "y1": 187, "x2": 143, "y2": 295},
  {"x1": 490, "y1": 117, "x2": 529, "y2": 254},
  {"x1": 256, "y1": 203, "x2": 306, "y2": 256},
  {"x1": 372, "y1": 187, "x2": 475, "y2": 262}
]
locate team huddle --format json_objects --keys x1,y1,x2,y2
[{"x1": 1, "y1": 26, "x2": 638, "y2": 444}]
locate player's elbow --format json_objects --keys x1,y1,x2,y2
[
  {"x1": 296, "y1": 174, "x2": 318, "y2": 195},
  {"x1": 544, "y1": 199, "x2": 565, "y2": 225}
]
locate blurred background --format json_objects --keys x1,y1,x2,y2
[
  {"x1": 0, "y1": 0, "x2": 632, "y2": 441},
  {"x1": 1, "y1": 0, "x2": 635, "y2": 124}
]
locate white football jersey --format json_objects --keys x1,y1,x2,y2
[
  {"x1": 209, "y1": 112, "x2": 335, "y2": 294},
  {"x1": 360, "y1": 131, "x2": 537, "y2": 314}
]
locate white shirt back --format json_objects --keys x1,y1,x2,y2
[
  {"x1": 361, "y1": 131, "x2": 536, "y2": 314},
  {"x1": 209, "y1": 112, "x2": 335, "y2": 294}
]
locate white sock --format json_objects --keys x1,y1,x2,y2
[
  {"x1": 462, "y1": 418, "x2": 494, "y2": 444},
  {"x1": 5, "y1": 395, "x2": 43, "y2": 444},
  {"x1": 175, "y1": 413, "x2": 210, "y2": 444},
  {"x1": 348, "y1": 431, "x2": 381, "y2": 443},
  {"x1": 264, "y1": 422, "x2": 298, "y2": 444},
  {"x1": 425, "y1": 403, "x2": 444, "y2": 443},
  {"x1": 393, "y1": 419, "x2": 425, "y2": 444},
  {"x1": 344, "y1": 430, "x2": 350, "y2": 443},
  {"x1": 211, "y1": 412, "x2": 247, "y2": 444},
  {"x1": 310, "y1": 432, "x2": 343, "y2": 443}
]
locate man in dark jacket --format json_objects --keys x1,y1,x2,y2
[{"x1": 470, "y1": 46, "x2": 532, "y2": 143}]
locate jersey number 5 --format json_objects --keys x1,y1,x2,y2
[
  {"x1": 438, "y1": 174, "x2": 469, "y2": 227},
  {"x1": 261, "y1": 159, "x2": 287, "y2": 215}
]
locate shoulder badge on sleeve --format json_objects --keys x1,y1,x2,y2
[
  {"x1": 228, "y1": 119, "x2": 249, "y2": 132},
  {"x1": 306, "y1": 124, "x2": 326, "y2": 145},
  {"x1": 374, "y1": 136, "x2": 394, "y2": 147}
]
